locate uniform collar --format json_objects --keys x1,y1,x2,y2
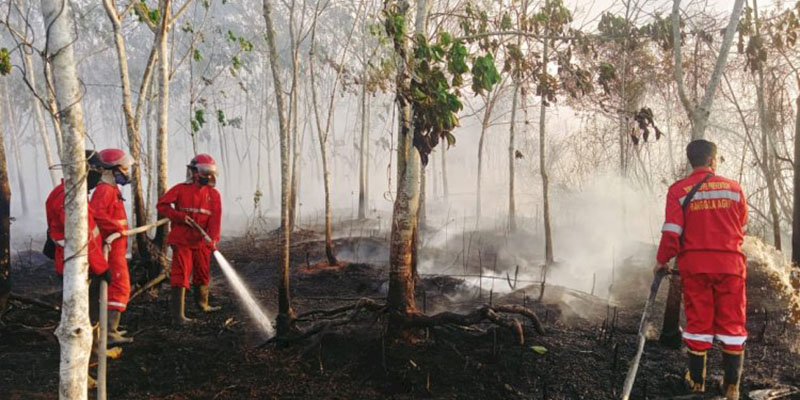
[{"x1": 689, "y1": 166, "x2": 714, "y2": 177}]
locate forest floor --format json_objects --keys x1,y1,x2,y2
[{"x1": 2, "y1": 220, "x2": 800, "y2": 399}]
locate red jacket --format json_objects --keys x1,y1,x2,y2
[
  {"x1": 90, "y1": 182, "x2": 129, "y2": 238},
  {"x1": 45, "y1": 181, "x2": 109, "y2": 276},
  {"x1": 156, "y1": 182, "x2": 222, "y2": 248},
  {"x1": 656, "y1": 167, "x2": 748, "y2": 276}
]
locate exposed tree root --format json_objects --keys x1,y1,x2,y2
[
  {"x1": 266, "y1": 299, "x2": 545, "y2": 348},
  {"x1": 9, "y1": 293, "x2": 60, "y2": 311},
  {"x1": 395, "y1": 304, "x2": 545, "y2": 345}
]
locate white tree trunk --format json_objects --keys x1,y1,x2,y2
[
  {"x1": 22, "y1": 52, "x2": 59, "y2": 184},
  {"x1": 154, "y1": 0, "x2": 171, "y2": 250},
  {"x1": 2, "y1": 84, "x2": 28, "y2": 215},
  {"x1": 672, "y1": 0, "x2": 744, "y2": 140},
  {"x1": 156, "y1": 0, "x2": 170, "y2": 200},
  {"x1": 43, "y1": 59, "x2": 65, "y2": 159},
  {"x1": 41, "y1": 0, "x2": 93, "y2": 397}
]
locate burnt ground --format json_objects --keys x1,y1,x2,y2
[{"x1": 2, "y1": 225, "x2": 800, "y2": 399}]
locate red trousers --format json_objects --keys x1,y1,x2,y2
[
  {"x1": 170, "y1": 246, "x2": 211, "y2": 288},
  {"x1": 682, "y1": 272, "x2": 747, "y2": 351},
  {"x1": 106, "y1": 238, "x2": 130, "y2": 311}
]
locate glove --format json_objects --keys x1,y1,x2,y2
[{"x1": 99, "y1": 269, "x2": 112, "y2": 284}]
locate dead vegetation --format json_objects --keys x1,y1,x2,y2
[{"x1": 1, "y1": 230, "x2": 799, "y2": 399}]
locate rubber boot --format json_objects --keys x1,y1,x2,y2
[
  {"x1": 684, "y1": 349, "x2": 707, "y2": 393},
  {"x1": 194, "y1": 285, "x2": 221, "y2": 312},
  {"x1": 108, "y1": 310, "x2": 134, "y2": 345},
  {"x1": 87, "y1": 374, "x2": 97, "y2": 390},
  {"x1": 91, "y1": 323, "x2": 123, "y2": 361},
  {"x1": 171, "y1": 287, "x2": 194, "y2": 325},
  {"x1": 721, "y1": 349, "x2": 744, "y2": 400}
]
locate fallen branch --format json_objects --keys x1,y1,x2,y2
[
  {"x1": 264, "y1": 299, "x2": 545, "y2": 348},
  {"x1": 129, "y1": 271, "x2": 168, "y2": 301},
  {"x1": 296, "y1": 299, "x2": 385, "y2": 322},
  {"x1": 9, "y1": 293, "x2": 60, "y2": 311}
]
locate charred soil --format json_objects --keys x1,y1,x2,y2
[{"x1": 1, "y1": 230, "x2": 799, "y2": 399}]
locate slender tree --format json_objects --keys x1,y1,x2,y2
[
  {"x1": 0, "y1": 76, "x2": 10, "y2": 316},
  {"x1": 41, "y1": 0, "x2": 93, "y2": 396},
  {"x1": 154, "y1": 0, "x2": 172, "y2": 252},
  {"x1": 263, "y1": 0, "x2": 295, "y2": 336},
  {"x1": 661, "y1": 0, "x2": 745, "y2": 347},
  {"x1": 2, "y1": 84, "x2": 28, "y2": 216}
]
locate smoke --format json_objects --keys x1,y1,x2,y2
[{"x1": 416, "y1": 172, "x2": 662, "y2": 302}]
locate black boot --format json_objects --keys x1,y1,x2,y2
[
  {"x1": 721, "y1": 349, "x2": 744, "y2": 400},
  {"x1": 684, "y1": 349, "x2": 707, "y2": 393}
]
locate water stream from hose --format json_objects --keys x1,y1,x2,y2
[{"x1": 213, "y1": 250, "x2": 275, "y2": 339}]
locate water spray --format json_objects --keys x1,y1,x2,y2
[{"x1": 185, "y1": 217, "x2": 276, "y2": 339}]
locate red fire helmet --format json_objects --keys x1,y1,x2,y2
[
  {"x1": 188, "y1": 153, "x2": 218, "y2": 176},
  {"x1": 97, "y1": 148, "x2": 134, "y2": 169}
]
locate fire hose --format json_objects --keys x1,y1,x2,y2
[
  {"x1": 620, "y1": 268, "x2": 669, "y2": 400},
  {"x1": 97, "y1": 218, "x2": 168, "y2": 400}
]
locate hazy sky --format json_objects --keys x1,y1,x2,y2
[{"x1": 566, "y1": 0, "x2": 783, "y2": 30}]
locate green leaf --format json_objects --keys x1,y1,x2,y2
[
  {"x1": 194, "y1": 109, "x2": 206, "y2": 126},
  {"x1": 470, "y1": 53, "x2": 501, "y2": 94},
  {"x1": 216, "y1": 109, "x2": 227, "y2": 126},
  {"x1": 148, "y1": 8, "x2": 160, "y2": 24},
  {"x1": 232, "y1": 55, "x2": 242, "y2": 70},
  {"x1": 0, "y1": 48, "x2": 10, "y2": 76},
  {"x1": 193, "y1": 49, "x2": 202, "y2": 61},
  {"x1": 501, "y1": 13, "x2": 513, "y2": 30},
  {"x1": 530, "y1": 346, "x2": 548, "y2": 355},
  {"x1": 439, "y1": 31, "x2": 452, "y2": 45},
  {"x1": 445, "y1": 132, "x2": 456, "y2": 147}
]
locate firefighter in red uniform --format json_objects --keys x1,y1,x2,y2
[
  {"x1": 157, "y1": 154, "x2": 222, "y2": 325},
  {"x1": 45, "y1": 150, "x2": 115, "y2": 388},
  {"x1": 90, "y1": 148, "x2": 135, "y2": 345},
  {"x1": 655, "y1": 140, "x2": 748, "y2": 399},
  {"x1": 45, "y1": 150, "x2": 110, "y2": 280}
]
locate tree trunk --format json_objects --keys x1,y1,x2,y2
[
  {"x1": 539, "y1": 37, "x2": 553, "y2": 265},
  {"x1": 263, "y1": 0, "x2": 295, "y2": 336},
  {"x1": 388, "y1": 101, "x2": 419, "y2": 318},
  {"x1": 2, "y1": 84, "x2": 28, "y2": 216},
  {"x1": 154, "y1": 0, "x2": 172, "y2": 251},
  {"x1": 387, "y1": 0, "x2": 427, "y2": 331},
  {"x1": 287, "y1": 1, "x2": 301, "y2": 232},
  {"x1": 662, "y1": 0, "x2": 745, "y2": 345},
  {"x1": 0, "y1": 80, "x2": 10, "y2": 316},
  {"x1": 23, "y1": 52, "x2": 58, "y2": 185},
  {"x1": 43, "y1": 59, "x2": 65, "y2": 159},
  {"x1": 671, "y1": 0, "x2": 745, "y2": 141},
  {"x1": 358, "y1": 76, "x2": 369, "y2": 219},
  {"x1": 308, "y1": 16, "x2": 341, "y2": 267},
  {"x1": 753, "y1": 0, "x2": 781, "y2": 249},
  {"x1": 41, "y1": 0, "x2": 93, "y2": 396},
  {"x1": 103, "y1": 0, "x2": 159, "y2": 264},
  {"x1": 441, "y1": 134, "x2": 448, "y2": 202},
  {"x1": 476, "y1": 98, "x2": 491, "y2": 225},
  {"x1": 792, "y1": 94, "x2": 800, "y2": 266},
  {"x1": 419, "y1": 165, "x2": 426, "y2": 227},
  {"x1": 507, "y1": 82, "x2": 519, "y2": 232}
]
